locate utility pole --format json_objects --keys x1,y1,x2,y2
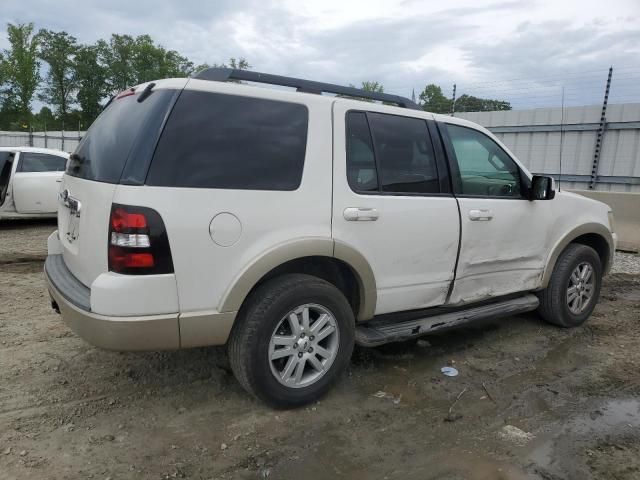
[
  {"x1": 589, "y1": 66, "x2": 613, "y2": 190},
  {"x1": 451, "y1": 83, "x2": 457, "y2": 116}
]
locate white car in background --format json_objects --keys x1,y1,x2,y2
[{"x1": 0, "y1": 147, "x2": 69, "y2": 218}]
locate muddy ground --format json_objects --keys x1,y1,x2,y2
[{"x1": 1, "y1": 219, "x2": 639, "y2": 480}]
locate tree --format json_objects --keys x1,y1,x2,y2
[
  {"x1": 75, "y1": 44, "x2": 108, "y2": 127},
  {"x1": 131, "y1": 34, "x2": 193, "y2": 83},
  {"x1": 192, "y1": 57, "x2": 251, "y2": 76},
  {"x1": 99, "y1": 34, "x2": 202, "y2": 94},
  {"x1": 454, "y1": 94, "x2": 511, "y2": 112},
  {"x1": 31, "y1": 106, "x2": 55, "y2": 130},
  {"x1": 360, "y1": 81, "x2": 384, "y2": 93},
  {"x1": 38, "y1": 29, "x2": 79, "y2": 119},
  {"x1": 418, "y1": 84, "x2": 452, "y2": 114},
  {"x1": 1, "y1": 23, "x2": 40, "y2": 128},
  {"x1": 340, "y1": 81, "x2": 384, "y2": 102},
  {"x1": 97, "y1": 34, "x2": 137, "y2": 94}
]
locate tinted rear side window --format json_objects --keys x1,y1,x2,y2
[
  {"x1": 147, "y1": 91, "x2": 308, "y2": 190},
  {"x1": 66, "y1": 89, "x2": 176, "y2": 183},
  {"x1": 346, "y1": 112, "x2": 378, "y2": 192},
  {"x1": 18, "y1": 152, "x2": 66, "y2": 172}
]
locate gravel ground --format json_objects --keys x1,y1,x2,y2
[
  {"x1": 1, "y1": 219, "x2": 639, "y2": 480},
  {"x1": 611, "y1": 251, "x2": 640, "y2": 275}
]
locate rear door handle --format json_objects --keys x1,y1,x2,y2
[
  {"x1": 344, "y1": 207, "x2": 379, "y2": 221},
  {"x1": 468, "y1": 209, "x2": 493, "y2": 221}
]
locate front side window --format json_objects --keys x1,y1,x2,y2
[
  {"x1": 345, "y1": 111, "x2": 440, "y2": 195},
  {"x1": 446, "y1": 124, "x2": 522, "y2": 198},
  {"x1": 18, "y1": 152, "x2": 66, "y2": 172},
  {"x1": 147, "y1": 91, "x2": 308, "y2": 190}
]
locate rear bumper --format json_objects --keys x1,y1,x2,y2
[{"x1": 45, "y1": 254, "x2": 180, "y2": 351}]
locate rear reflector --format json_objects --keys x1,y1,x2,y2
[{"x1": 108, "y1": 204, "x2": 173, "y2": 275}]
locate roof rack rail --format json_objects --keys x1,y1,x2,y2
[{"x1": 193, "y1": 68, "x2": 422, "y2": 110}]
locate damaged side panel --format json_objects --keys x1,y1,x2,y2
[{"x1": 448, "y1": 197, "x2": 552, "y2": 305}]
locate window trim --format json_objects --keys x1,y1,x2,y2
[
  {"x1": 438, "y1": 122, "x2": 531, "y2": 200},
  {"x1": 344, "y1": 109, "x2": 452, "y2": 198}
]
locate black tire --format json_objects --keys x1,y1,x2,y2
[
  {"x1": 228, "y1": 274, "x2": 355, "y2": 408},
  {"x1": 537, "y1": 243, "x2": 602, "y2": 327}
]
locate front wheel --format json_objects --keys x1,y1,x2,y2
[
  {"x1": 228, "y1": 274, "x2": 355, "y2": 408},
  {"x1": 537, "y1": 243, "x2": 602, "y2": 327}
]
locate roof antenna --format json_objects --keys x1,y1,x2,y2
[{"x1": 558, "y1": 86, "x2": 565, "y2": 192}]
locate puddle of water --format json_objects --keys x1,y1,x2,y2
[{"x1": 526, "y1": 398, "x2": 640, "y2": 476}]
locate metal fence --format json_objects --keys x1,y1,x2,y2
[
  {"x1": 455, "y1": 103, "x2": 640, "y2": 193},
  {"x1": 0, "y1": 130, "x2": 83, "y2": 153}
]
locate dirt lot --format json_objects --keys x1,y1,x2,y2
[{"x1": 1, "y1": 219, "x2": 639, "y2": 480}]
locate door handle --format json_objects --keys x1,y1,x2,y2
[
  {"x1": 468, "y1": 209, "x2": 493, "y2": 221},
  {"x1": 344, "y1": 207, "x2": 379, "y2": 221},
  {"x1": 56, "y1": 179, "x2": 62, "y2": 183}
]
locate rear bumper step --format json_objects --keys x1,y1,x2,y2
[{"x1": 355, "y1": 294, "x2": 540, "y2": 347}]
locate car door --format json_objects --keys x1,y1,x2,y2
[
  {"x1": 332, "y1": 102, "x2": 460, "y2": 316},
  {"x1": 12, "y1": 152, "x2": 66, "y2": 214},
  {"x1": 0, "y1": 150, "x2": 16, "y2": 210},
  {"x1": 440, "y1": 121, "x2": 552, "y2": 305}
]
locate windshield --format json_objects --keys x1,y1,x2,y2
[{"x1": 66, "y1": 88, "x2": 175, "y2": 183}]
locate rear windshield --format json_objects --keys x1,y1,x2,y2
[{"x1": 66, "y1": 89, "x2": 175, "y2": 183}]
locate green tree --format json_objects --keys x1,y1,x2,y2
[
  {"x1": 360, "y1": 81, "x2": 384, "y2": 93},
  {"x1": 419, "y1": 84, "x2": 452, "y2": 113},
  {"x1": 99, "y1": 34, "x2": 201, "y2": 95},
  {"x1": 340, "y1": 81, "x2": 384, "y2": 102},
  {"x1": 192, "y1": 57, "x2": 251, "y2": 76},
  {"x1": 131, "y1": 34, "x2": 193, "y2": 82},
  {"x1": 97, "y1": 35, "x2": 136, "y2": 94},
  {"x1": 31, "y1": 105, "x2": 56, "y2": 130},
  {"x1": 38, "y1": 29, "x2": 79, "y2": 119},
  {"x1": 1, "y1": 23, "x2": 40, "y2": 129},
  {"x1": 454, "y1": 94, "x2": 511, "y2": 112},
  {"x1": 75, "y1": 44, "x2": 108, "y2": 127}
]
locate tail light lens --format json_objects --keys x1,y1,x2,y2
[{"x1": 108, "y1": 204, "x2": 173, "y2": 275}]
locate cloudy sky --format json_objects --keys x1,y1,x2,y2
[{"x1": 2, "y1": 0, "x2": 639, "y2": 108}]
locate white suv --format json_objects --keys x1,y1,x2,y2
[{"x1": 45, "y1": 69, "x2": 616, "y2": 407}]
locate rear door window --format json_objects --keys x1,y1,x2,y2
[
  {"x1": 346, "y1": 112, "x2": 378, "y2": 192},
  {"x1": 66, "y1": 89, "x2": 176, "y2": 183},
  {"x1": 18, "y1": 152, "x2": 66, "y2": 172},
  {"x1": 146, "y1": 91, "x2": 309, "y2": 190},
  {"x1": 345, "y1": 111, "x2": 440, "y2": 195}
]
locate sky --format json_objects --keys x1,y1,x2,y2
[{"x1": 1, "y1": 0, "x2": 639, "y2": 108}]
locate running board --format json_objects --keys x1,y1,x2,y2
[{"x1": 355, "y1": 294, "x2": 539, "y2": 347}]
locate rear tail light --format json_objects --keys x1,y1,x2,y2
[{"x1": 108, "y1": 204, "x2": 173, "y2": 275}]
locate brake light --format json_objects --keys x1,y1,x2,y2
[
  {"x1": 116, "y1": 88, "x2": 136, "y2": 99},
  {"x1": 108, "y1": 204, "x2": 173, "y2": 275}
]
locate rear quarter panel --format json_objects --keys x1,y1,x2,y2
[{"x1": 113, "y1": 82, "x2": 334, "y2": 316}]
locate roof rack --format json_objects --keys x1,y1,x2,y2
[{"x1": 193, "y1": 68, "x2": 422, "y2": 110}]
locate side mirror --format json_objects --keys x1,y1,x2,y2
[{"x1": 530, "y1": 175, "x2": 556, "y2": 200}]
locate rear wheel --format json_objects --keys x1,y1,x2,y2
[
  {"x1": 228, "y1": 274, "x2": 355, "y2": 408},
  {"x1": 537, "y1": 243, "x2": 602, "y2": 327}
]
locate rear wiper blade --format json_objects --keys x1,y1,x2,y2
[{"x1": 137, "y1": 82, "x2": 156, "y2": 103}]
